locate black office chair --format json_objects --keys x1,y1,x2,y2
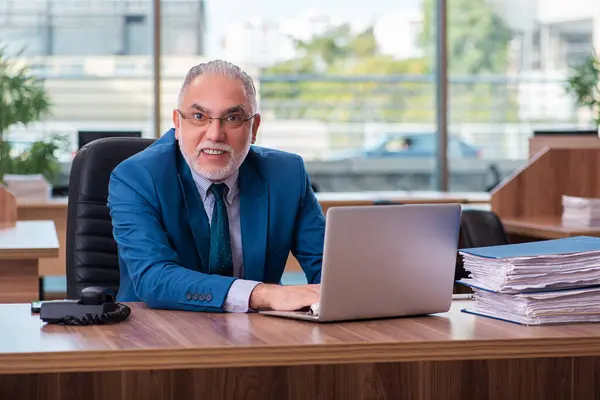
[
  {"x1": 454, "y1": 209, "x2": 509, "y2": 282},
  {"x1": 66, "y1": 137, "x2": 155, "y2": 299}
]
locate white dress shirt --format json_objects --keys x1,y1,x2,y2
[{"x1": 189, "y1": 167, "x2": 260, "y2": 312}]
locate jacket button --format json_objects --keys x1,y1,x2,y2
[
  {"x1": 205, "y1": 294, "x2": 213, "y2": 302},
  {"x1": 198, "y1": 294, "x2": 206, "y2": 301},
  {"x1": 186, "y1": 293, "x2": 192, "y2": 300},
  {"x1": 192, "y1": 293, "x2": 199, "y2": 300}
]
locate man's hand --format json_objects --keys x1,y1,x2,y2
[{"x1": 249, "y1": 283, "x2": 320, "y2": 311}]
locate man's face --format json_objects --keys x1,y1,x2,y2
[{"x1": 173, "y1": 73, "x2": 260, "y2": 181}]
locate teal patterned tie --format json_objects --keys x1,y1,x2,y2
[{"x1": 208, "y1": 183, "x2": 233, "y2": 276}]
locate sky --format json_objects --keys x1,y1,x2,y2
[{"x1": 202, "y1": 0, "x2": 422, "y2": 56}]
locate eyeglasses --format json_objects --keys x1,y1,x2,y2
[{"x1": 177, "y1": 109, "x2": 257, "y2": 129}]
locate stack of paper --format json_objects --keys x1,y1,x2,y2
[
  {"x1": 3, "y1": 174, "x2": 51, "y2": 200},
  {"x1": 457, "y1": 236, "x2": 600, "y2": 325},
  {"x1": 562, "y1": 195, "x2": 600, "y2": 226},
  {"x1": 465, "y1": 287, "x2": 600, "y2": 325}
]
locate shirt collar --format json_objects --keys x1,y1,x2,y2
[{"x1": 190, "y1": 167, "x2": 239, "y2": 206}]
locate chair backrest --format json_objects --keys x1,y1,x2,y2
[
  {"x1": 460, "y1": 209, "x2": 509, "y2": 248},
  {"x1": 66, "y1": 137, "x2": 155, "y2": 299},
  {"x1": 454, "y1": 209, "x2": 509, "y2": 281}
]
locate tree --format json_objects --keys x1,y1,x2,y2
[
  {"x1": 261, "y1": 2, "x2": 517, "y2": 127},
  {"x1": 418, "y1": 0, "x2": 518, "y2": 124},
  {"x1": 261, "y1": 25, "x2": 430, "y2": 123},
  {"x1": 420, "y1": 0, "x2": 513, "y2": 75}
]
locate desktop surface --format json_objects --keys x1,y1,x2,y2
[
  {"x1": 3, "y1": 300, "x2": 600, "y2": 374},
  {"x1": 2, "y1": 301, "x2": 600, "y2": 399},
  {"x1": 502, "y1": 215, "x2": 600, "y2": 239},
  {"x1": 0, "y1": 221, "x2": 59, "y2": 303},
  {"x1": 315, "y1": 190, "x2": 490, "y2": 203},
  {"x1": 0, "y1": 220, "x2": 59, "y2": 258}
]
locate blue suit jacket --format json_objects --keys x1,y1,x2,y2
[{"x1": 107, "y1": 129, "x2": 325, "y2": 312}]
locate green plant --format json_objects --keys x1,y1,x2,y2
[
  {"x1": 3, "y1": 134, "x2": 67, "y2": 182},
  {"x1": 0, "y1": 46, "x2": 55, "y2": 182},
  {"x1": 566, "y1": 52, "x2": 600, "y2": 128}
]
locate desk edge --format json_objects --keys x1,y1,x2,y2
[{"x1": 2, "y1": 336, "x2": 600, "y2": 375}]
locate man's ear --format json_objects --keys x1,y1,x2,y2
[
  {"x1": 172, "y1": 109, "x2": 180, "y2": 139},
  {"x1": 251, "y1": 113, "x2": 261, "y2": 143}
]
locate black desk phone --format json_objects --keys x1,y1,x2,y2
[{"x1": 32, "y1": 287, "x2": 131, "y2": 325}]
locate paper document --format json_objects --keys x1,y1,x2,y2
[
  {"x1": 562, "y1": 195, "x2": 600, "y2": 227},
  {"x1": 459, "y1": 236, "x2": 600, "y2": 293},
  {"x1": 458, "y1": 235, "x2": 600, "y2": 325},
  {"x1": 462, "y1": 285, "x2": 600, "y2": 325}
]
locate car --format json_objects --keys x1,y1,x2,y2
[{"x1": 326, "y1": 132, "x2": 482, "y2": 160}]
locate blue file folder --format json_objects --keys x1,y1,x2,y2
[
  {"x1": 459, "y1": 235, "x2": 600, "y2": 259},
  {"x1": 457, "y1": 236, "x2": 600, "y2": 325}
]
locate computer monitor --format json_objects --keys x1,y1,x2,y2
[
  {"x1": 78, "y1": 130, "x2": 142, "y2": 149},
  {"x1": 533, "y1": 129, "x2": 598, "y2": 136}
]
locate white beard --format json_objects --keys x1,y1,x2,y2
[{"x1": 178, "y1": 133, "x2": 252, "y2": 181}]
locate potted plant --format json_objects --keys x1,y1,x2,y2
[
  {"x1": 530, "y1": 53, "x2": 600, "y2": 153},
  {"x1": 0, "y1": 46, "x2": 65, "y2": 189},
  {"x1": 566, "y1": 52, "x2": 600, "y2": 130}
]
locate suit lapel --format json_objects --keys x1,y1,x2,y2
[
  {"x1": 176, "y1": 151, "x2": 210, "y2": 272},
  {"x1": 239, "y1": 154, "x2": 268, "y2": 282}
]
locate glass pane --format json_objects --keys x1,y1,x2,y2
[
  {"x1": 0, "y1": 0, "x2": 155, "y2": 195},
  {"x1": 161, "y1": 0, "x2": 438, "y2": 193},
  {"x1": 447, "y1": 0, "x2": 599, "y2": 192}
]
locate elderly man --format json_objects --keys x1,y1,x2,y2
[{"x1": 107, "y1": 60, "x2": 323, "y2": 312}]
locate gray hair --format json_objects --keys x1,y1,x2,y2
[{"x1": 177, "y1": 60, "x2": 257, "y2": 113}]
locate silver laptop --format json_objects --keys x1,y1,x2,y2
[{"x1": 260, "y1": 204, "x2": 462, "y2": 322}]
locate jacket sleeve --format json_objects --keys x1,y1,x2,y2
[
  {"x1": 291, "y1": 157, "x2": 326, "y2": 284},
  {"x1": 107, "y1": 161, "x2": 237, "y2": 312}
]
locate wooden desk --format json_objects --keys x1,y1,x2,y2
[
  {"x1": 502, "y1": 216, "x2": 600, "y2": 240},
  {"x1": 1, "y1": 301, "x2": 599, "y2": 399},
  {"x1": 316, "y1": 191, "x2": 490, "y2": 214},
  {"x1": 0, "y1": 221, "x2": 59, "y2": 303},
  {"x1": 529, "y1": 135, "x2": 600, "y2": 158},
  {"x1": 16, "y1": 197, "x2": 68, "y2": 276}
]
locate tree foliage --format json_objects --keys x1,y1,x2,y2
[
  {"x1": 566, "y1": 53, "x2": 600, "y2": 127},
  {"x1": 420, "y1": 0, "x2": 513, "y2": 74},
  {"x1": 261, "y1": 2, "x2": 516, "y2": 124},
  {"x1": 262, "y1": 24, "x2": 430, "y2": 123}
]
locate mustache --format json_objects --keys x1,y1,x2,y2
[{"x1": 194, "y1": 141, "x2": 234, "y2": 156}]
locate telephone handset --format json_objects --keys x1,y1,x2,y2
[{"x1": 37, "y1": 286, "x2": 131, "y2": 325}]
